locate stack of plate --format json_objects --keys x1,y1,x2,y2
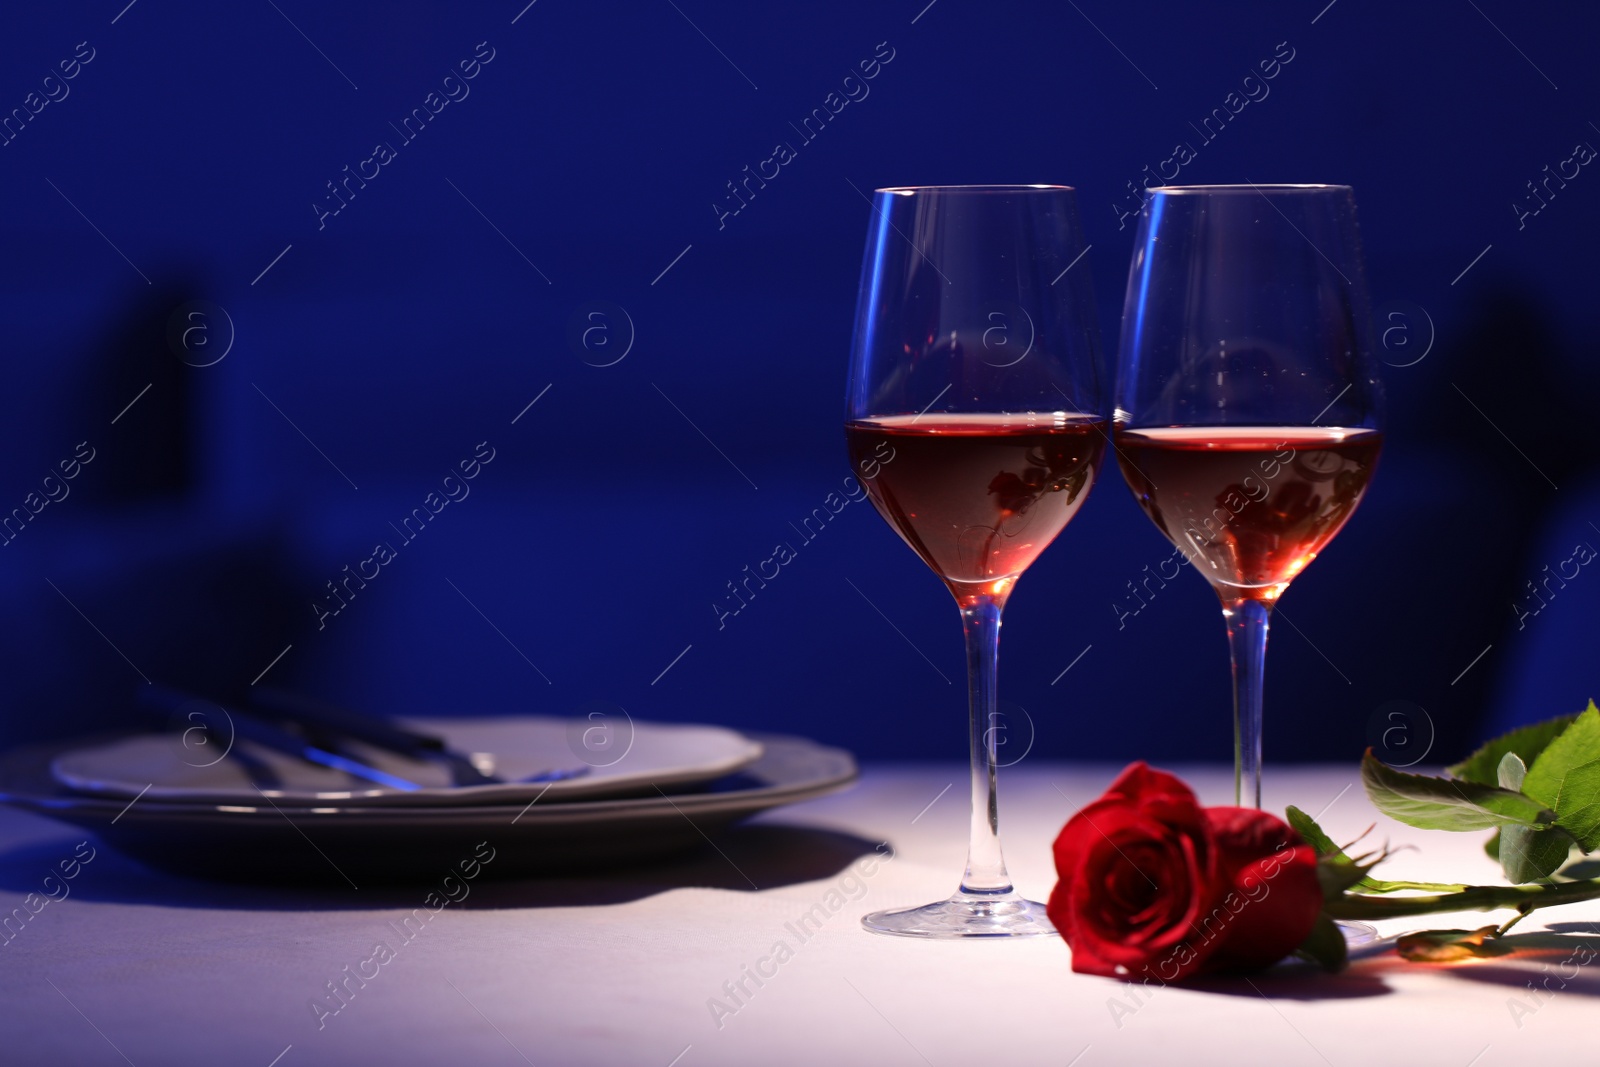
[{"x1": 0, "y1": 717, "x2": 856, "y2": 884}]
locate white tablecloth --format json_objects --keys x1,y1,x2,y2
[{"x1": 0, "y1": 763, "x2": 1591, "y2": 1066}]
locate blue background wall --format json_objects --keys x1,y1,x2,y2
[{"x1": 0, "y1": 0, "x2": 1595, "y2": 766}]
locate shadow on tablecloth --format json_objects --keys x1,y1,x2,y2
[
  {"x1": 0, "y1": 822, "x2": 880, "y2": 911},
  {"x1": 1199, "y1": 926, "x2": 1600, "y2": 1002},
  {"x1": 1360, "y1": 925, "x2": 1600, "y2": 1000}
]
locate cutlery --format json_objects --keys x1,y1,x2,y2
[
  {"x1": 137, "y1": 685, "x2": 423, "y2": 792},
  {"x1": 249, "y1": 688, "x2": 588, "y2": 787}
]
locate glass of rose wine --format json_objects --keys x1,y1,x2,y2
[
  {"x1": 1113, "y1": 184, "x2": 1384, "y2": 809},
  {"x1": 846, "y1": 185, "x2": 1106, "y2": 938}
]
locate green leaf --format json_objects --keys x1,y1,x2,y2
[
  {"x1": 1448, "y1": 713, "x2": 1580, "y2": 785},
  {"x1": 1498, "y1": 752, "x2": 1527, "y2": 791},
  {"x1": 1523, "y1": 702, "x2": 1600, "y2": 851},
  {"x1": 1285, "y1": 805, "x2": 1343, "y2": 858},
  {"x1": 1293, "y1": 913, "x2": 1348, "y2": 972},
  {"x1": 1484, "y1": 828, "x2": 1500, "y2": 861},
  {"x1": 1544, "y1": 761, "x2": 1600, "y2": 850},
  {"x1": 1396, "y1": 927, "x2": 1514, "y2": 963},
  {"x1": 1362, "y1": 750, "x2": 1555, "y2": 831},
  {"x1": 1499, "y1": 824, "x2": 1574, "y2": 883}
]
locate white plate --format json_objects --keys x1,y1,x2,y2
[
  {"x1": 5, "y1": 734, "x2": 856, "y2": 883},
  {"x1": 49, "y1": 716, "x2": 764, "y2": 806}
]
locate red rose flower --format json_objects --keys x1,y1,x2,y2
[{"x1": 1047, "y1": 762, "x2": 1323, "y2": 981}]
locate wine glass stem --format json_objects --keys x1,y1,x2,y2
[
  {"x1": 956, "y1": 591, "x2": 1013, "y2": 896},
  {"x1": 1222, "y1": 595, "x2": 1272, "y2": 809}
]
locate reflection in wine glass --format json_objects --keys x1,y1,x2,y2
[
  {"x1": 1113, "y1": 185, "x2": 1384, "y2": 809},
  {"x1": 846, "y1": 185, "x2": 1106, "y2": 939}
]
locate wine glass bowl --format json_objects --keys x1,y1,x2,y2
[
  {"x1": 844, "y1": 413, "x2": 1102, "y2": 593},
  {"x1": 1113, "y1": 184, "x2": 1384, "y2": 807},
  {"x1": 1115, "y1": 425, "x2": 1382, "y2": 601},
  {"x1": 846, "y1": 185, "x2": 1105, "y2": 938}
]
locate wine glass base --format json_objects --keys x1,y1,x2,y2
[
  {"x1": 1337, "y1": 920, "x2": 1379, "y2": 946},
  {"x1": 862, "y1": 892, "x2": 1056, "y2": 939}
]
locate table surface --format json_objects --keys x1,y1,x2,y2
[{"x1": 1, "y1": 762, "x2": 1593, "y2": 1067}]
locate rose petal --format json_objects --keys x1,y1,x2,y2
[
  {"x1": 1100, "y1": 762, "x2": 1200, "y2": 809},
  {"x1": 1199, "y1": 844, "x2": 1323, "y2": 974},
  {"x1": 1066, "y1": 819, "x2": 1214, "y2": 969},
  {"x1": 1047, "y1": 879, "x2": 1120, "y2": 976},
  {"x1": 1194, "y1": 808, "x2": 1324, "y2": 975},
  {"x1": 1048, "y1": 763, "x2": 1231, "y2": 981}
]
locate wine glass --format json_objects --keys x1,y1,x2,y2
[
  {"x1": 1113, "y1": 184, "x2": 1384, "y2": 809},
  {"x1": 846, "y1": 185, "x2": 1106, "y2": 938}
]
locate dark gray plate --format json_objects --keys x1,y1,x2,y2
[{"x1": 0, "y1": 733, "x2": 857, "y2": 884}]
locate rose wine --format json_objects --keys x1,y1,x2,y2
[
  {"x1": 1115, "y1": 426, "x2": 1382, "y2": 597},
  {"x1": 846, "y1": 413, "x2": 1106, "y2": 589}
]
